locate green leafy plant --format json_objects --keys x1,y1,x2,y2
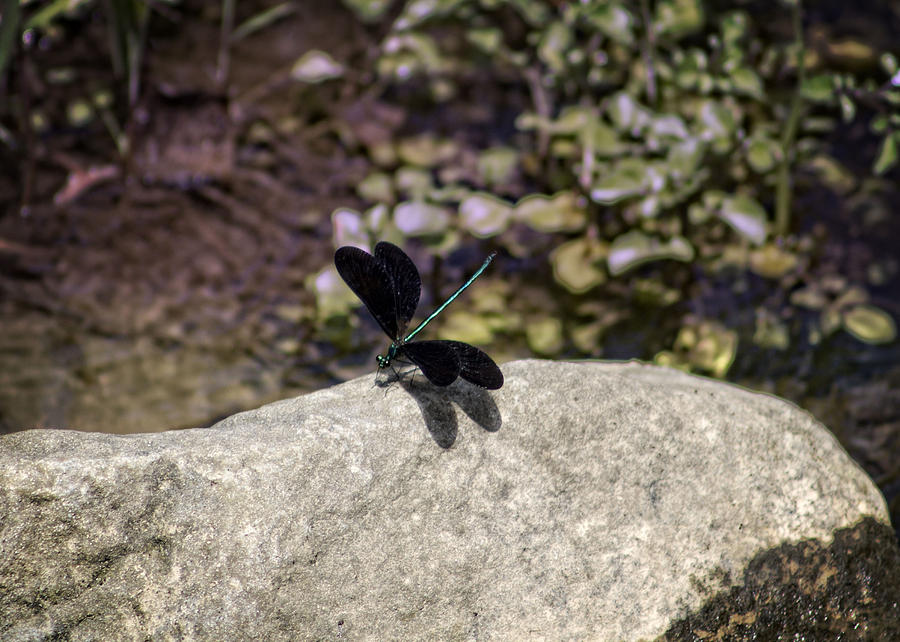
[{"x1": 323, "y1": 0, "x2": 899, "y2": 373}]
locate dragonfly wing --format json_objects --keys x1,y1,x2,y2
[
  {"x1": 444, "y1": 340, "x2": 504, "y2": 389},
  {"x1": 374, "y1": 242, "x2": 421, "y2": 334},
  {"x1": 400, "y1": 341, "x2": 460, "y2": 386},
  {"x1": 335, "y1": 246, "x2": 400, "y2": 339}
]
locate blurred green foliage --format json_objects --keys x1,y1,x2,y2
[
  {"x1": 2, "y1": 0, "x2": 896, "y2": 376},
  {"x1": 326, "y1": 0, "x2": 898, "y2": 375}
]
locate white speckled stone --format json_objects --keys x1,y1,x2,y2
[{"x1": 0, "y1": 361, "x2": 890, "y2": 640}]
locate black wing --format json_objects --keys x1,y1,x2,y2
[
  {"x1": 399, "y1": 341, "x2": 460, "y2": 386},
  {"x1": 444, "y1": 340, "x2": 504, "y2": 389},
  {"x1": 374, "y1": 242, "x2": 421, "y2": 336},
  {"x1": 334, "y1": 246, "x2": 401, "y2": 339}
]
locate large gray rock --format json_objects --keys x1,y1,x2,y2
[{"x1": 1, "y1": 360, "x2": 896, "y2": 640}]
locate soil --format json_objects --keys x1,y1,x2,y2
[{"x1": 0, "y1": 0, "x2": 382, "y2": 431}]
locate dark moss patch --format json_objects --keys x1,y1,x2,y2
[{"x1": 661, "y1": 517, "x2": 900, "y2": 641}]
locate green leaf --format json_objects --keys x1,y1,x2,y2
[
  {"x1": 290, "y1": 50, "x2": 344, "y2": 83},
  {"x1": 393, "y1": 201, "x2": 451, "y2": 235},
  {"x1": 366, "y1": 204, "x2": 393, "y2": 237},
  {"x1": 650, "y1": 114, "x2": 690, "y2": 141},
  {"x1": 685, "y1": 321, "x2": 738, "y2": 378},
  {"x1": 67, "y1": 99, "x2": 94, "y2": 127},
  {"x1": 753, "y1": 312, "x2": 790, "y2": 350},
  {"x1": 839, "y1": 94, "x2": 856, "y2": 122},
  {"x1": 378, "y1": 33, "x2": 447, "y2": 77},
  {"x1": 477, "y1": 147, "x2": 518, "y2": 186},
  {"x1": 590, "y1": 159, "x2": 651, "y2": 204},
  {"x1": 526, "y1": 318, "x2": 565, "y2": 355},
  {"x1": 459, "y1": 193, "x2": 513, "y2": 237},
  {"x1": 394, "y1": 166, "x2": 434, "y2": 200},
  {"x1": 517, "y1": 106, "x2": 591, "y2": 135},
  {"x1": 749, "y1": 244, "x2": 798, "y2": 278},
  {"x1": 675, "y1": 49, "x2": 707, "y2": 90},
  {"x1": 633, "y1": 278, "x2": 682, "y2": 306},
  {"x1": 842, "y1": 305, "x2": 897, "y2": 344},
  {"x1": 588, "y1": 122, "x2": 630, "y2": 158},
  {"x1": 393, "y1": 0, "x2": 465, "y2": 30},
  {"x1": 571, "y1": 321, "x2": 605, "y2": 354},
  {"x1": 549, "y1": 107, "x2": 594, "y2": 133},
  {"x1": 697, "y1": 100, "x2": 736, "y2": 148},
  {"x1": 515, "y1": 192, "x2": 586, "y2": 232},
  {"x1": 881, "y1": 52, "x2": 899, "y2": 75},
  {"x1": 518, "y1": 107, "x2": 616, "y2": 147},
  {"x1": 550, "y1": 238, "x2": 607, "y2": 293},
  {"x1": 873, "y1": 132, "x2": 898, "y2": 175},
  {"x1": 428, "y1": 184, "x2": 471, "y2": 203},
  {"x1": 608, "y1": 231, "x2": 694, "y2": 275},
  {"x1": 499, "y1": 0, "x2": 549, "y2": 25},
  {"x1": 730, "y1": 68, "x2": 763, "y2": 99},
  {"x1": 332, "y1": 208, "x2": 366, "y2": 249},
  {"x1": 23, "y1": 0, "x2": 79, "y2": 30},
  {"x1": 719, "y1": 195, "x2": 767, "y2": 245},
  {"x1": 341, "y1": 0, "x2": 393, "y2": 22},
  {"x1": 720, "y1": 10, "x2": 748, "y2": 43},
  {"x1": 231, "y1": 4, "x2": 297, "y2": 43},
  {"x1": 654, "y1": 0, "x2": 704, "y2": 38},
  {"x1": 315, "y1": 265, "x2": 365, "y2": 321},
  {"x1": 467, "y1": 28, "x2": 503, "y2": 54},
  {"x1": 580, "y1": 3, "x2": 635, "y2": 46},
  {"x1": 396, "y1": 135, "x2": 456, "y2": 167},
  {"x1": 440, "y1": 311, "x2": 495, "y2": 346},
  {"x1": 357, "y1": 172, "x2": 395, "y2": 203},
  {"x1": 538, "y1": 21, "x2": 572, "y2": 73},
  {"x1": 790, "y1": 286, "x2": 829, "y2": 310},
  {"x1": 608, "y1": 92, "x2": 651, "y2": 134},
  {"x1": 666, "y1": 137, "x2": 705, "y2": 177},
  {"x1": 658, "y1": 320, "x2": 737, "y2": 377},
  {"x1": 746, "y1": 135, "x2": 779, "y2": 173},
  {"x1": 801, "y1": 74, "x2": 835, "y2": 102},
  {"x1": 808, "y1": 155, "x2": 856, "y2": 194}
]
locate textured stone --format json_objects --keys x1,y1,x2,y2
[{"x1": 0, "y1": 361, "x2": 894, "y2": 640}]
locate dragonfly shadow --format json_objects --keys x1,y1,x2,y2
[{"x1": 377, "y1": 369, "x2": 502, "y2": 448}]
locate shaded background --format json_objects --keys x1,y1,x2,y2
[{"x1": 0, "y1": 0, "x2": 898, "y2": 537}]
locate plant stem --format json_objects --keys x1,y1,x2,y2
[
  {"x1": 639, "y1": 0, "x2": 657, "y2": 106},
  {"x1": 217, "y1": 0, "x2": 235, "y2": 87},
  {"x1": 0, "y1": 0, "x2": 21, "y2": 80},
  {"x1": 775, "y1": 0, "x2": 806, "y2": 238}
]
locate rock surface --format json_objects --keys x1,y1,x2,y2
[{"x1": 1, "y1": 360, "x2": 895, "y2": 640}]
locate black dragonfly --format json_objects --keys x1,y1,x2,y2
[{"x1": 334, "y1": 242, "x2": 503, "y2": 389}]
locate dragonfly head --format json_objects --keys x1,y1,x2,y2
[{"x1": 376, "y1": 343, "x2": 399, "y2": 369}]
